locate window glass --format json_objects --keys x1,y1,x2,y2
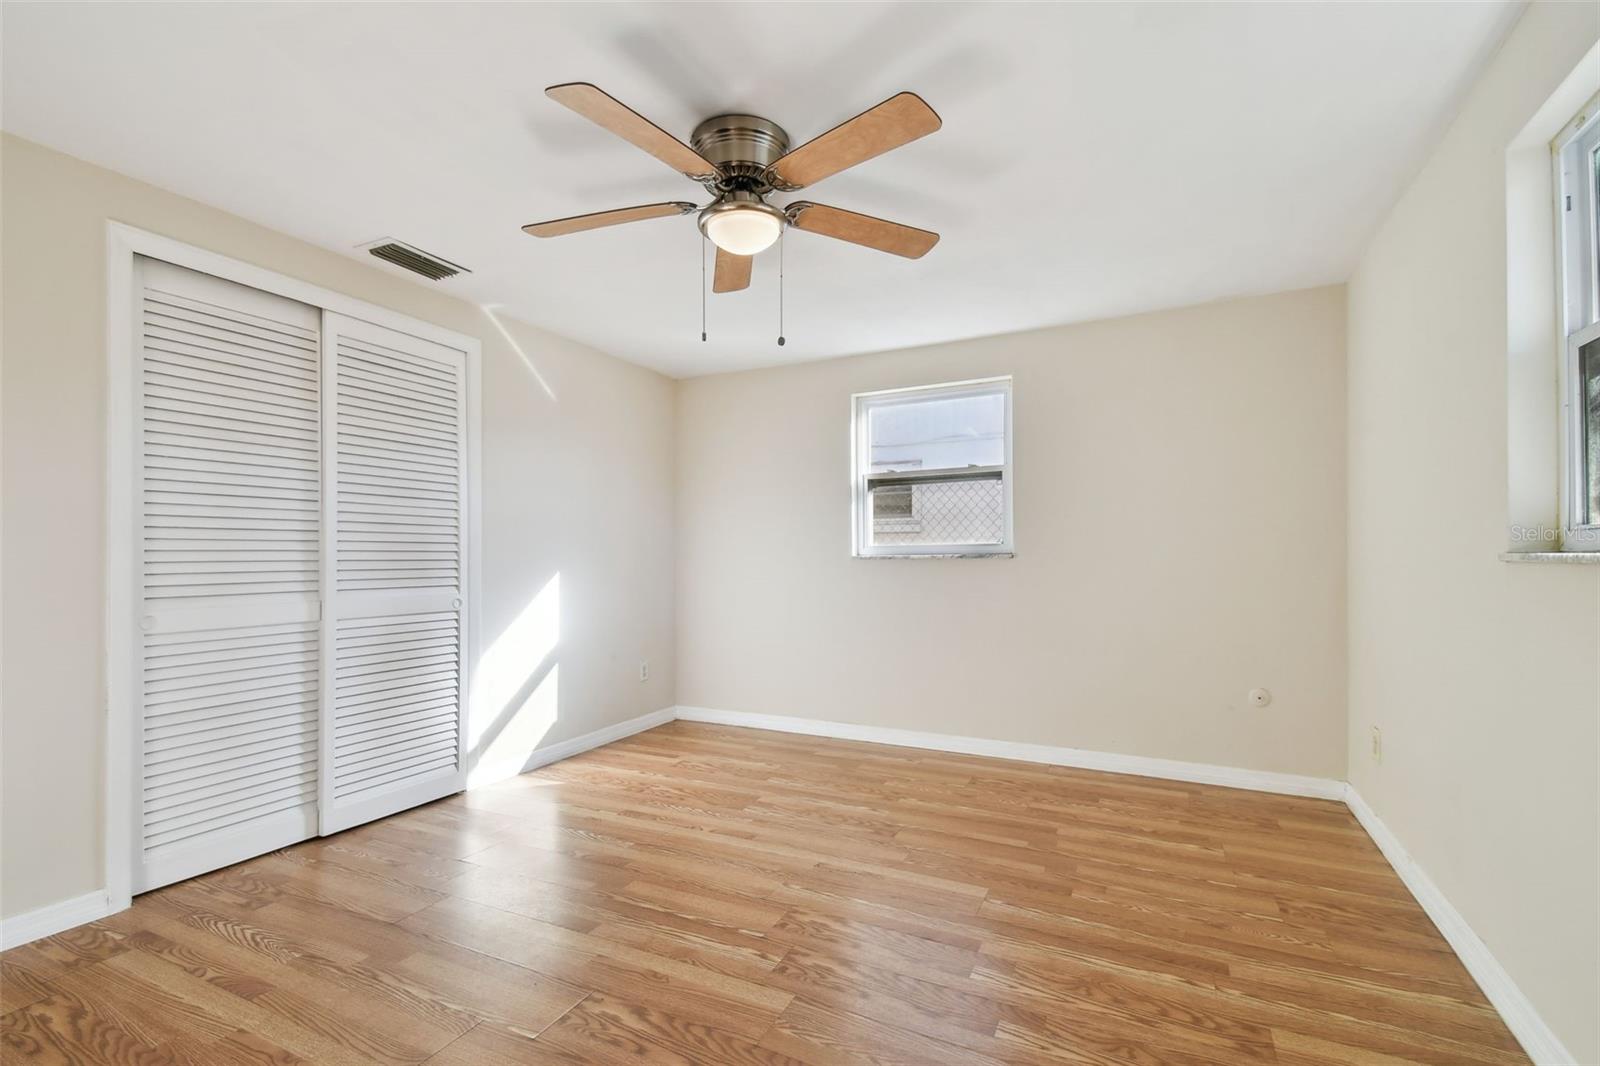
[
  {"x1": 1582, "y1": 336, "x2": 1600, "y2": 525},
  {"x1": 868, "y1": 392, "x2": 1004, "y2": 472},
  {"x1": 1591, "y1": 143, "x2": 1599, "y2": 325}
]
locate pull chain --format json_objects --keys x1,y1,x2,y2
[
  {"x1": 777, "y1": 230, "x2": 786, "y2": 347},
  {"x1": 700, "y1": 234, "x2": 707, "y2": 342}
]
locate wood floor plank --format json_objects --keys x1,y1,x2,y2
[
  {"x1": 0, "y1": 946, "x2": 67, "y2": 1016},
  {"x1": 268, "y1": 835, "x2": 471, "y2": 893},
  {"x1": 421, "y1": 1021, "x2": 588, "y2": 1065},
  {"x1": 0, "y1": 720, "x2": 1530, "y2": 1065},
  {"x1": 49, "y1": 949, "x2": 241, "y2": 1050},
  {"x1": 765, "y1": 904, "x2": 983, "y2": 978},
  {"x1": 114, "y1": 920, "x2": 459, "y2": 1064},
  {"x1": 765, "y1": 945, "x2": 1006, "y2": 1050},
  {"x1": 1, "y1": 989, "x2": 171, "y2": 1066},
  {"x1": 531, "y1": 991, "x2": 803, "y2": 1065},
  {"x1": 31, "y1": 924, "x2": 130, "y2": 969},
  {"x1": 200, "y1": 1029, "x2": 312, "y2": 1066},
  {"x1": 760, "y1": 999, "x2": 1012, "y2": 1066},
  {"x1": 389, "y1": 942, "x2": 589, "y2": 1039}
]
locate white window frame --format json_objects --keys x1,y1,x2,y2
[
  {"x1": 102, "y1": 222, "x2": 483, "y2": 916},
  {"x1": 851, "y1": 376, "x2": 1014, "y2": 558},
  {"x1": 1556, "y1": 90, "x2": 1600, "y2": 551}
]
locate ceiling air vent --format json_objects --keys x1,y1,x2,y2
[{"x1": 360, "y1": 239, "x2": 469, "y2": 281}]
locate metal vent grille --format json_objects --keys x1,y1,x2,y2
[{"x1": 364, "y1": 240, "x2": 468, "y2": 281}]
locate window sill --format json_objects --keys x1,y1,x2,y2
[
  {"x1": 856, "y1": 551, "x2": 1015, "y2": 560},
  {"x1": 1499, "y1": 551, "x2": 1600, "y2": 565}
]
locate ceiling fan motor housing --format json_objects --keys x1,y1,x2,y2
[{"x1": 691, "y1": 114, "x2": 790, "y2": 191}]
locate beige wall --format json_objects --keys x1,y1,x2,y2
[
  {"x1": 676, "y1": 286, "x2": 1348, "y2": 780},
  {"x1": 0, "y1": 135, "x2": 677, "y2": 920},
  {"x1": 1345, "y1": 3, "x2": 1600, "y2": 1061}
]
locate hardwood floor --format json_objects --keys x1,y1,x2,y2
[{"x1": 1, "y1": 721, "x2": 1526, "y2": 1065}]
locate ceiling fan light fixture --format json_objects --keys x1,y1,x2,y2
[
  {"x1": 699, "y1": 196, "x2": 786, "y2": 256},
  {"x1": 524, "y1": 84, "x2": 944, "y2": 296}
]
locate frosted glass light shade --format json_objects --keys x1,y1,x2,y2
[{"x1": 701, "y1": 203, "x2": 783, "y2": 255}]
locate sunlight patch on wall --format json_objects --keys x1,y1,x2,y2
[
  {"x1": 470, "y1": 665, "x2": 559, "y2": 788},
  {"x1": 467, "y1": 572, "x2": 560, "y2": 786}
]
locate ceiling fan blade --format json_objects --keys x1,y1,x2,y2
[
  {"x1": 712, "y1": 246, "x2": 753, "y2": 293},
  {"x1": 764, "y1": 92, "x2": 941, "y2": 191},
  {"x1": 546, "y1": 83, "x2": 720, "y2": 182},
  {"x1": 785, "y1": 202, "x2": 939, "y2": 259},
  {"x1": 522, "y1": 202, "x2": 697, "y2": 238}
]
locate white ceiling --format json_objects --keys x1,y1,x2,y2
[{"x1": 3, "y1": 1, "x2": 1520, "y2": 377}]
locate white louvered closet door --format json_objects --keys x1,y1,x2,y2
[
  {"x1": 134, "y1": 257, "x2": 323, "y2": 891},
  {"x1": 320, "y1": 314, "x2": 469, "y2": 835}
]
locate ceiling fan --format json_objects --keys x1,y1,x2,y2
[{"x1": 522, "y1": 83, "x2": 942, "y2": 294}]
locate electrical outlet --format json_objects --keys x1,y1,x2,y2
[
  {"x1": 639, "y1": 660, "x2": 649, "y2": 683},
  {"x1": 1371, "y1": 726, "x2": 1382, "y2": 764}
]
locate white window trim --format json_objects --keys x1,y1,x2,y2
[
  {"x1": 851, "y1": 376, "x2": 1014, "y2": 558},
  {"x1": 1555, "y1": 91, "x2": 1600, "y2": 551},
  {"x1": 103, "y1": 222, "x2": 483, "y2": 915}
]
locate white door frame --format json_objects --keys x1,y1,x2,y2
[{"x1": 104, "y1": 221, "x2": 483, "y2": 913}]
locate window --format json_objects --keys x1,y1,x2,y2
[
  {"x1": 1557, "y1": 92, "x2": 1600, "y2": 549},
  {"x1": 852, "y1": 377, "x2": 1013, "y2": 557}
]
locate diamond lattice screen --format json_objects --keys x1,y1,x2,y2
[{"x1": 870, "y1": 477, "x2": 1004, "y2": 546}]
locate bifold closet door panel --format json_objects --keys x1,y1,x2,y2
[
  {"x1": 134, "y1": 257, "x2": 322, "y2": 892},
  {"x1": 320, "y1": 313, "x2": 469, "y2": 835}
]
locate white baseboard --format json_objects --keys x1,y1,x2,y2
[
  {"x1": 0, "y1": 890, "x2": 113, "y2": 951},
  {"x1": 673, "y1": 706, "x2": 1346, "y2": 800},
  {"x1": 1344, "y1": 786, "x2": 1575, "y2": 1066}
]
